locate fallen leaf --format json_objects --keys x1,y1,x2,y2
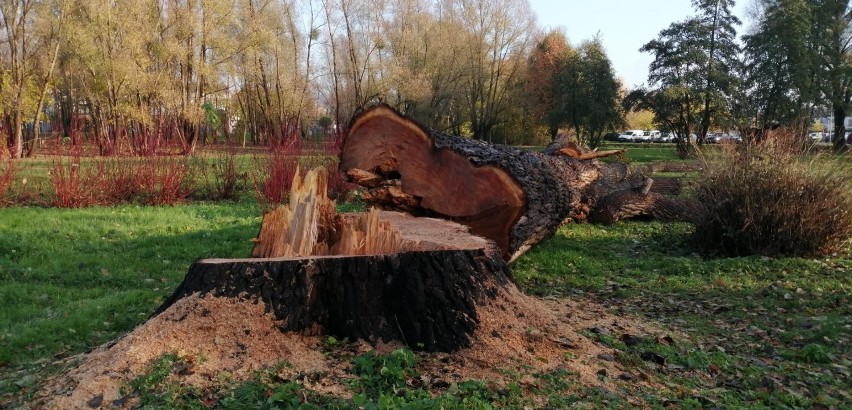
[
  {"x1": 641, "y1": 351, "x2": 667, "y2": 365},
  {"x1": 86, "y1": 394, "x2": 103, "y2": 408}
]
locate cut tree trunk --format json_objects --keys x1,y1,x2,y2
[
  {"x1": 339, "y1": 105, "x2": 600, "y2": 262},
  {"x1": 156, "y1": 168, "x2": 513, "y2": 352},
  {"x1": 339, "y1": 105, "x2": 695, "y2": 261}
]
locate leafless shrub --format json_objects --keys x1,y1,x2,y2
[{"x1": 694, "y1": 131, "x2": 852, "y2": 256}]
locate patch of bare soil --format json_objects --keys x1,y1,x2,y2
[{"x1": 37, "y1": 287, "x2": 665, "y2": 409}]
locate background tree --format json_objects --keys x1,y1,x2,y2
[
  {"x1": 742, "y1": 0, "x2": 822, "y2": 132},
  {"x1": 742, "y1": 0, "x2": 849, "y2": 150},
  {"x1": 445, "y1": 0, "x2": 536, "y2": 141},
  {"x1": 525, "y1": 30, "x2": 571, "y2": 140},
  {"x1": 0, "y1": 0, "x2": 630, "y2": 156},
  {"x1": 693, "y1": 0, "x2": 741, "y2": 142},
  {"x1": 551, "y1": 37, "x2": 622, "y2": 147},
  {"x1": 624, "y1": 109, "x2": 656, "y2": 131},
  {"x1": 0, "y1": 0, "x2": 63, "y2": 158},
  {"x1": 814, "y1": 0, "x2": 851, "y2": 151},
  {"x1": 636, "y1": 0, "x2": 740, "y2": 149}
]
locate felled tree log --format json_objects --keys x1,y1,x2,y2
[
  {"x1": 340, "y1": 105, "x2": 603, "y2": 262},
  {"x1": 339, "y1": 105, "x2": 695, "y2": 261},
  {"x1": 156, "y1": 168, "x2": 513, "y2": 352}
]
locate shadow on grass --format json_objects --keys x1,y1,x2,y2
[
  {"x1": 512, "y1": 221, "x2": 850, "y2": 408},
  {"x1": 0, "y1": 204, "x2": 259, "y2": 368}
]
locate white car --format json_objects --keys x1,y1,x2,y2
[
  {"x1": 618, "y1": 130, "x2": 645, "y2": 142},
  {"x1": 641, "y1": 130, "x2": 661, "y2": 142}
]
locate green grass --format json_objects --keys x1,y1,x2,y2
[
  {"x1": 2, "y1": 143, "x2": 850, "y2": 408},
  {"x1": 0, "y1": 202, "x2": 259, "y2": 368},
  {"x1": 3, "y1": 205, "x2": 849, "y2": 408},
  {"x1": 514, "y1": 222, "x2": 851, "y2": 408},
  {"x1": 599, "y1": 142, "x2": 683, "y2": 162}
]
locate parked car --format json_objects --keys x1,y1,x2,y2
[
  {"x1": 707, "y1": 132, "x2": 741, "y2": 143},
  {"x1": 656, "y1": 132, "x2": 675, "y2": 143},
  {"x1": 808, "y1": 132, "x2": 824, "y2": 141},
  {"x1": 638, "y1": 130, "x2": 660, "y2": 143},
  {"x1": 618, "y1": 130, "x2": 644, "y2": 142}
]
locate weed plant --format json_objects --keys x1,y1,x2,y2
[{"x1": 693, "y1": 135, "x2": 852, "y2": 256}]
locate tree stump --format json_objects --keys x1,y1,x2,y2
[{"x1": 156, "y1": 168, "x2": 513, "y2": 352}]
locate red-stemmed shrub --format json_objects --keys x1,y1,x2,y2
[
  {"x1": 50, "y1": 155, "x2": 98, "y2": 208},
  {"x1": 49, "y1": 153, "x2": 194, "y2": 207},
  {"x1": 0, "y1": 158, "x2": 16, "y2": 206},
  {"x1": 90, "y1": 158, "x2": 145, "y2": 205},
  {"x1": 211, "y1": 147, "x2": 247, "y2": 200},
  {"x1": 138, "y1": 157, "x2": 195, "y2": 205},
  {"x1": 252, "y1": 139, "x2": 302, "y2": 210}
]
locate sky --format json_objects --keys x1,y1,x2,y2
[{"x1": 528, "y1": 0, "x2": 753, "y2": 89}]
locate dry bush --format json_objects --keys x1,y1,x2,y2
[{"x1": 694, "y1": 132, "x2": 852, "y2": 256}]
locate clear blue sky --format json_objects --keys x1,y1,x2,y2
[{"x1": 528, "y1": 0, "x2": 752, "y2": 89}]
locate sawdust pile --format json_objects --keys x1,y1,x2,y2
[{"x1": 39, "y1": 288, "x2": 663, "y2": 409}]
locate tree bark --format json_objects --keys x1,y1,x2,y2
[{"x1": 157, "y1": 211, "x2": 512, "y2": 353}]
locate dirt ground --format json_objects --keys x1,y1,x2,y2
[{"x1": 37, "y1": 286, "x2": 669, "y2": 409}]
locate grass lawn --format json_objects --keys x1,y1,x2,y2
[
  {"x1": 1, "y1": 143, "x2": 850, "y2": 408},
  {"x1": 2, "y1": 203, "x2": 849, "y2": 408},
  {"x1": 0, "y1": 202, "x2": 260, "y2": 398},
  {"x1": 514, "y1": 222, "x2": 851, "y2": 408},
  {"x1": 598, "y1": 142, "x2": 684, "y2": 163}
]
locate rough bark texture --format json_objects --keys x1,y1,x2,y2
[
  {"x1": 157, "y1": 208, "x2": 513, "y2": 352},
  {"x1": 156, "y1": 246, "x2": 509, "y2": 352},
  {"x1": 340, "y1": 105, "x2": 599, "y2": 262}
]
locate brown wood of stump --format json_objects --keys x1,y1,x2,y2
[{"x1": 157, "y1": 168, "x2": 513, "y2": 352}]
